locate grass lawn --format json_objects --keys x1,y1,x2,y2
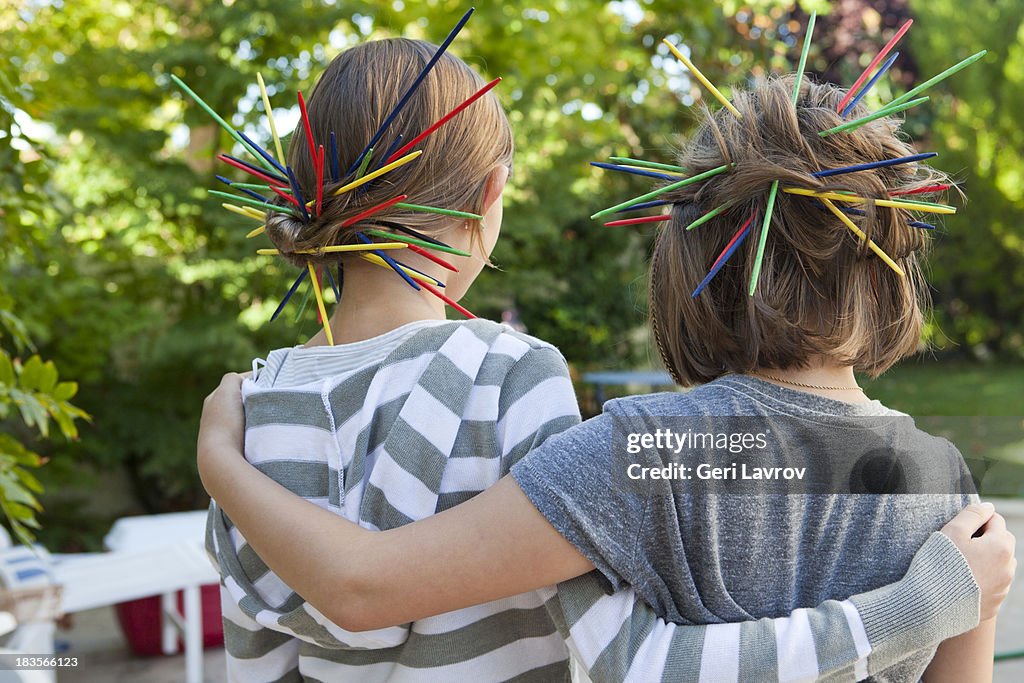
[{"x1": 861, "y1": 359, "x2": 1024, "y2": 416}]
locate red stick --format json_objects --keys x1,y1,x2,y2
[
  {"x1": 270, "y1": 185, "x2": 301, "y2": 208},
  {"x1": 316, "y1": 145, "x2": 325, "y2": 217},
  {"x1": 711, "y1": 213, "x2": 756, "y2": 269},
  {"x1": 836, "y1": 19, "x2": 913, "y2": 113},
  {"x1": 407, "y1": 243, "x2": 458, "y2": 272},
  {"x1": 218, "y1": 154, "x2": 288, "y2": 186},
  {"x1": 341, "y1": 194, "x2": 409, "y2": 228},
  {"x1": 297, "y1": 91, "x2": 317, "y2": 166},
  {"x1": 888, "y1": 184, "x2": 951, "y2": 196},
  {"x1": 386, "y1": 78, "x2": 502, "y2": 164},
  {"x1": 419, "y1": 280, "x2": 475, "y2": 319},
  {"x1": 603, "y1": 215, "x2": 672, "y2": 227}
]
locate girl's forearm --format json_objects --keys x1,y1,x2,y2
[{"x1": 922, "y1": 617, "x2": 996, "y2": 682}]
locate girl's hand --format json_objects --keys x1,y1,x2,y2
[
  {"x1": 941, "y1": 502, "x2": 1017, "y2": 621},
  {"x1": 197, "y1": 372, "x2": 250, "y2": 498}
]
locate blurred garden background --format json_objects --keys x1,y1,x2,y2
[{"x1": 1, "y1": 0, "x2": 1023, "y2": 551}]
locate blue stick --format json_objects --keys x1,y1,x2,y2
[
  {"x1": 238, "y1": 130, "x2": 288, "y2": 176},
  {"x1": 346, "y1": 7, "x2": 475, "y2": 175},
  {"x1": 813, "y1": 152, "x2": 937, "y2": 178},
  {"x1": 613, "y1": 199, "x2": 673, "y2": 214},
  {"x1": 215, "y1": 175, "x2": 271, "y2": 203},
  {"x1": 355, "y1": 232, "x2": 420, "y2": 290},
  {"x1": 325, "y1": 266, "x2": 340, "y2": 300},
  {"x1": 691, "y1": 221, "x2": 752, "y2": 298},
  {"x1": 371, "y1": 134, "x2": 404, "y2": 173},
  {"x1": 392, "y1": 258, "x2": 445, "y2": 287},
  {"x1": 271, "y1": 270, "x2": 309, "y2": 322},
  {"x1": 329, "y1": 132, "x2": 339, "y2": 182},
  {"x1": 222, "y1": 153, "x2": 288, "y2": 183},
  {"x1": 590, "y1": 162, "x2": 682, "y2": 181},
  {"x1": 286, "y1": 167, "x2": 310, "y2": 221},
  {"x1": 841, "y1": 52, "x2": 900, "y2": 118}
]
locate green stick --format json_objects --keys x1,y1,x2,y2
[
  {"x1": 394, "y1": 203, "x2": 484, "y2": 220},
  {"x1": 887, "y1": 51, "x2": 987, "y2": 108},
  {"x1": 685, "y1": 199, "x2": 739, "y2": 231},
  {"x1": 363, "y1": 229, "x2": 472, "y2": 257},
  {"x1": 792, "y1": 11, "x2": 817, "y2": 105},
  {"x1": 749, "y1": 180, "x2": 779, "y2": 297},
  {"x1": 355, "y1": 147, "x2": 375, "y2": 180},
  {"x1": 608, "y1": 157, "x2": 687, "y2": 173},
  {"x1": 591, "y1": 164, "x2": 731, "y2": 219},
  {"x1": 819, "y1": 97, "x2": 929, "y2": 137},
  {"x1": 208, "y1": 190, "x2": 299, "y2": 217}
]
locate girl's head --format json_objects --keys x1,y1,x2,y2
[
  {"x1": 266, "y1": 38, "x2": 513, "y2": 299},
  {"x1": 650, "y1": 75, "x2": 950, "y2": 386}
]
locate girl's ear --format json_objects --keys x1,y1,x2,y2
[{"x1": 480, "y1": 165, "x2": 510, "y2": 215}]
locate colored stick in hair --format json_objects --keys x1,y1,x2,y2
[
  {"x1": 889, "y1": 184, "x2": 951, "y2": 196},
  {"x1": 341, "y1": 195, "x2": 409, "y2": 228},
  {"x1": 306, "y1": 262, "x2": 334, "y2": 345},
  {"x1": 887, "y1": 50, "x2": 987, "y2": 109},
  {"x1": 603, "y1": 215, "x2": 671, "y2": 227},
  {"x1": 419, "y1": 279, "x2": 475, "y2": 319},
  {"x1": 209, "y1": 190, "x2": 299, "y2": 217},
  {"x1": 836, "y1": 19, "x2": 913, "y2": 113},
  {"x1": 608, "y1": 157, "x2": 687, "y2": 173},
  {"x1": 246, "y1": 226, "x2": 266, "y2": 238},
  {"x1": 591, "y1": 162, "x2": 683, "y2": 181},
  {"x1": 356, "y1": 232, "x2": 420, "y2": 290},
  {"x1": 218, "y1": 154, "x2": 288, "y2": 186},
  {"x1": 840, "y1": 52, "x2": 900, "y2": 118},
  {"x1": 391, "y1": 258, "x2": 445, "y2": 286},
  {"x1": 333, "y1": 151, "x2": 423, "y2": 197},
  {"x1": 169, "y1": 74, "x2": 278, "y2": 175},
  {"x1": 348, "y1": 7, "x2": 476, "y2": 175},
  {"x1": 363, "y1": 228, "x2": 471, "y2": 257},
  {"x1": 371, "y1": 136, "x2": 403, "y2": 174},
  {"x1": 811, "y1": 200, "x2": 936, "y2": 230},
  {"x1": 256, "y1": 72, "x2": 286, "y2": 164},
  {"x1": 316, "y1": 145, "x2": 325, "y2": 216},
  {"x1": 613, "y1": 199, "x2": 672, "y2": 214},
  {"x1": 404, "y1": 243, "x2": 458, "y2": 272},
  {"x1": 691, "y1": 213, "x2": 756, "y2": 298},
  {"x1": 286, "y1": 167, "x2": 311, "y2": 221},
  {"x1": 820, "y1": 198, "x2": 905, "y2": 276},
  {"x1": 257, "y1": 243, "x2": 408, "y2": 255},
  {"x1": 329, "y1": 132, "x2": 340, "y2": 182},
  {"x1": 270, "y1": 185, "x2": 302, "y2": 209},
  {"x1": 293, "y1": 278, "x2": 313, "y2": 323},
  {"x1": 297, "y1": 91, "x2": 318, "y2": 166},
  {"x1": 591, "y1": 164, "x2": 732, "y2": 219},
  {"x1": 325, "y1": 266, "x2": 340, "y2": 300},
  {"x1": 792, "y1": 11, "x2": 816, "y2": 105},
  {"x1": 386, "y1": 77, "x2": 503, "y2": 163},
  {"x1": 238, "y1": 130, "x2": 287, "y2": 176},
  {"x1": 819, "y1": 96, "x2": 929, "y2": 137},
  {"x1": 221, "y1": 203, "x2": 266, "y2": 221},
  {"x1": 355, "y1": 147, "x2": 375, "y2": 180},
  {"x1": 371, "y1": 220, "x2": 457, "y2": 249},
  {"x1": 661, "y1": 39, "x2": 743, "y2": 119},
  {"x1": 271, "y1": 269, "x2": 309, "y2": 322},
  {"x1": 216, "y1": 175, "x2": 271, "y2": 203},
  {"x1": 783, "y1": 187, "x2": 956, "y2": 213},
  {"x1": 685, "y1": 199, "x2": 739, "y2": 231},
  {"x1": 813, "y1": 152, "x2": 937, "y2": 178},
  {"x1": 359, "y1": 253, "x2": 439, "y2": 286},
  {"x1": 394, "y1": 202, "x2": 483, "y2": 220},
  {"x1": 748, "y1": 180, "x2": 779, "y2": 296}
]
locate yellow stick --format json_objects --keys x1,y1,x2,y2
[
  {"x1": 821, "y1": 198, "x2": 905, "y2": 277},
  {"x1": 257, "y1": 243, "x2": 408, "y2": 256},
  {"x1": 358, "y1": 253, "x2": 437, "y2": 285},
  {"x1": 256, "y1": 72, "x2": 285, "y2": 165},
  {"x1": 306, "y1": 262, "x2": 334, "y2": 346},
  {"x1": 222, "y1": 203, "x2": 266, "y2": 221},
  {"x1": 662, "y1": 39, "x2": 743, "y2": 119},
  {"x1": 331, "y1": 150, "x2": 423, "y2": 197},
  {"x1": 783, "y1": 187, "x2": 956, "y2": 214},
  {"x1": 246, "y1": 226, "x2": 266, "y2": 239}
]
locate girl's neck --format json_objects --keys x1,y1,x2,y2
[
  {"x1": 304, "y1": 258, "x2": 449, "y2": 347},
  {"x1": 748, "y1": 362, "x2": 871, "y2": 404}
]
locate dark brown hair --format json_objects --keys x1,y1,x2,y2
[
  {"x1": 266, "y1": 38, "x2": 513, "y2": 265},
  {"x1": 650, "y1": 75, "x2": 951, "y2": 386}
]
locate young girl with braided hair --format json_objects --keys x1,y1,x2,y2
[{"x1": 200, "y1": 45, "x2": 1015, "y2": 683}]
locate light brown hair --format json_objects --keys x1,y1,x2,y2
[
  {"x1": 266, "y1": 38, "x2": 513, "y2": 265},
  {"x1": 650, "y1": 75, "x2": 951, "y2": 386}
]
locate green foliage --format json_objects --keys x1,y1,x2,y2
[{"x1": 1, "y1": 0, "x2": 1021, "y2": 545}]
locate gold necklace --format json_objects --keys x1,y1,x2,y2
[{"x1": 753, "y1": 372, "x2": 865, "y2": 392}]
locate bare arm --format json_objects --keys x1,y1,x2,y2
[{"x1": 923, "y1": 618, "x2": 996, "y2": 682}]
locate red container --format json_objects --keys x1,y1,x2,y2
[{"x1": 114, "y1": 584, "x2": 223, "y2": 656}]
